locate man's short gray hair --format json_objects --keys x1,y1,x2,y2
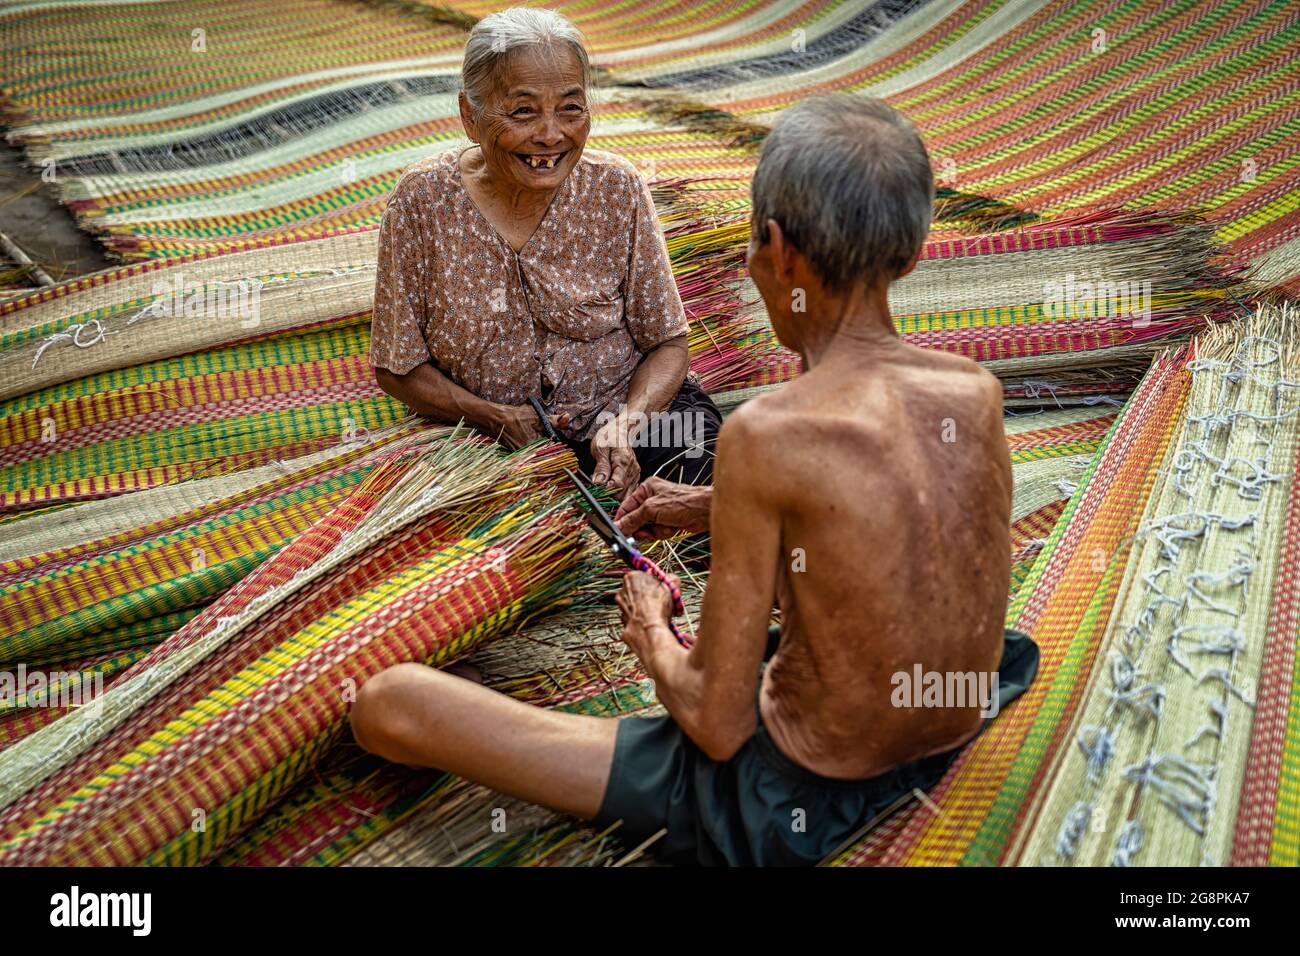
[
  {"x1": 461, "y1": 7, "x2": 591, "y2": 116},
  {"x1": 752, "y1": 95, "x2": 933, "y2": 292}
]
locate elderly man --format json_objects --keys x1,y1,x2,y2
[
  {"x1": 368, "y1": 7, "x2": 719, "y2": 495},
  {"x1": 351, "y1": 93, "x2": 1039, "y2": 866}
]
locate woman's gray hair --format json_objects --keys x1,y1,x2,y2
[
  {"x1": 751, "y1": 94, "x2": 934, "y2": 292},
  {"x1": 460, "y1": 7, "x2": 591, "y2": 116}
]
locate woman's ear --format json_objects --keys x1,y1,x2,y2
[{"x1": 457, "y1": 91, "x2": 479, "y2": 143}]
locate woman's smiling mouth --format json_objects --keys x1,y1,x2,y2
[{"x1": 515, "y1": 150, "x2": 568, "y2": 170}]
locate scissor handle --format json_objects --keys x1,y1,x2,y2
[
  {"x1": 530, "y1": 397, "x2": 564, "y2": 444},
  {"x1": 666, "y1": 619, "x2": 692, "y2": 648},
  {"x1": 628, "y1": 551, "x2": 692, "y2": 648}
]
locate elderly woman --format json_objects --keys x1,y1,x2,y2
[{"x1": 369, "y1": 8, "x2": 720, "y2": 495}]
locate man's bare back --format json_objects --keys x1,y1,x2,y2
[{"x1": 731, "y1": 341, "x2": 1012, "y2": 780}]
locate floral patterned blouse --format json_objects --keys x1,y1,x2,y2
[{"x1": 369, "y1": 145, "x2": 689, "y2": 439}]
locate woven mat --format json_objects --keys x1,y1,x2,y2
[
  {"x1": 1011, "y1": 306, "x2": 1300, "y2": 866},
  {"x1": 0, "y1": 430, "x2": 585, "y2": 864},
  {"x1": 1, "y1": 0, "x2": 1294, "y2": 289}
]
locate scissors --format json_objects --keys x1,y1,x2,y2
[{"x1": 564, "y1": 467, "x2": 692, "y2": 648}]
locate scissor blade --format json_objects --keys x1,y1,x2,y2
[{"x1": 564, "y1": 468, "x2": 627, "y2": 551}]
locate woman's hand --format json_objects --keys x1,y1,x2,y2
[
  {"x1": 490, "y1": 404, "x2": 570, "y2": 451},
  {"x1": 590, "y1": 414, "x2": 640, "y2": 498},
  {"x1": 615, "y1": 477, "x2": 712, "y2": 540}
]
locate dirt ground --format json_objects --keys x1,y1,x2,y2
[{"x1": 0, "y1": 139, "x2": 110, "y2": 285}]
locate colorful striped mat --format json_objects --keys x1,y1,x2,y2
[
  {"x1": 0, "y1": 432, "x2": 586, "y2": 864},
  {"x1": 1010, "y1": 306, "x2": 1300, "y2": 866},
  {"x1": 2, "y1": 0, "x2": 1294, "y2": 292}
]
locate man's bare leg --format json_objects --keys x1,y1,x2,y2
[
  {"x1": 350, "y1": 663, "x2": 619, "y2": 819},
  {"x1": 442, "y1": 660, "x2": 483, "y2": 684}
]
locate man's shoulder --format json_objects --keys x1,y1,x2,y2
[
  {"x1": 713, "y1": 398, "x2": 797, "y2": 502},
  {"x1": 717, "y1": 393, "x2": 805, "y2": 468},
  {"x1": 898, "y1": 344, "x2": 1002, "y2": 403},
  {"x1": 722, "y1": 390, "x2": 798, "y2": 434}
]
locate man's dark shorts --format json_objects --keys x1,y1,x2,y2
[
  {"x1": 563, "y1": 378, "x2": 721, "y2": 485},
  {"x1": 593, "y1": 628, "x2": 1040, "y2": 866}
]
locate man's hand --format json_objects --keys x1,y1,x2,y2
[
  {"x1": 615, "y1": 477, "x2": 712, "y2": 540},
  {"x1": 490, "y1": 404, "x2": 570, "y2": 451},
  {"x1": 591, "y1": 413, "x2": 640, "y2": 498},
  {"x1": 615, "y1": 570, "x2": 678, "y2": 660}
]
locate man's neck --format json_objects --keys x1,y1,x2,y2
[{"x1": 798, "y1": 282, "x2": 900, "y2": 370}]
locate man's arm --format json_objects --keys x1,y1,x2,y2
[
  {"x1": 617, "y1": 405, "x2": 781, "y2": 760},
  {"x1": 615, "y1": 477, "x2": 712, "y2": 539}
]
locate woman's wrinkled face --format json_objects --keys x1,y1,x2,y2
[{"x1": 462, "y1": 45, "x2": 590, "y2": 193}]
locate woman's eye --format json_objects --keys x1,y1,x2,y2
[{"x1": 513, "y1": 107, "x2": 534, "y2": 116}]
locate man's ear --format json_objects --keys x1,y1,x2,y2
[
  {"x1": 895, "y1": 246, "x2": 924, "y2": 280},
  {"x1": 458, "y1": 92, "x2": 479, "y2": 143},
  {"x1": 765, "y1": 218, "x2": 799, "y2": 284}
]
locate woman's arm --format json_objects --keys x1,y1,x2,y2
[
  {"x1": 376, "y1": 362, "x2": 499, "y2": 430},
  {"x1": 624, "y1": 333, "x2": 689, "y2": 418},
  {"x1": 593, "y1": 169, "x2": 694, "y2": 495},
  {"x1": 590, "y1": 334, "x2": 688, "y2": 492},
  {"x1": 377, "y1": 363, "x2": 568, "y2": 449}
]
